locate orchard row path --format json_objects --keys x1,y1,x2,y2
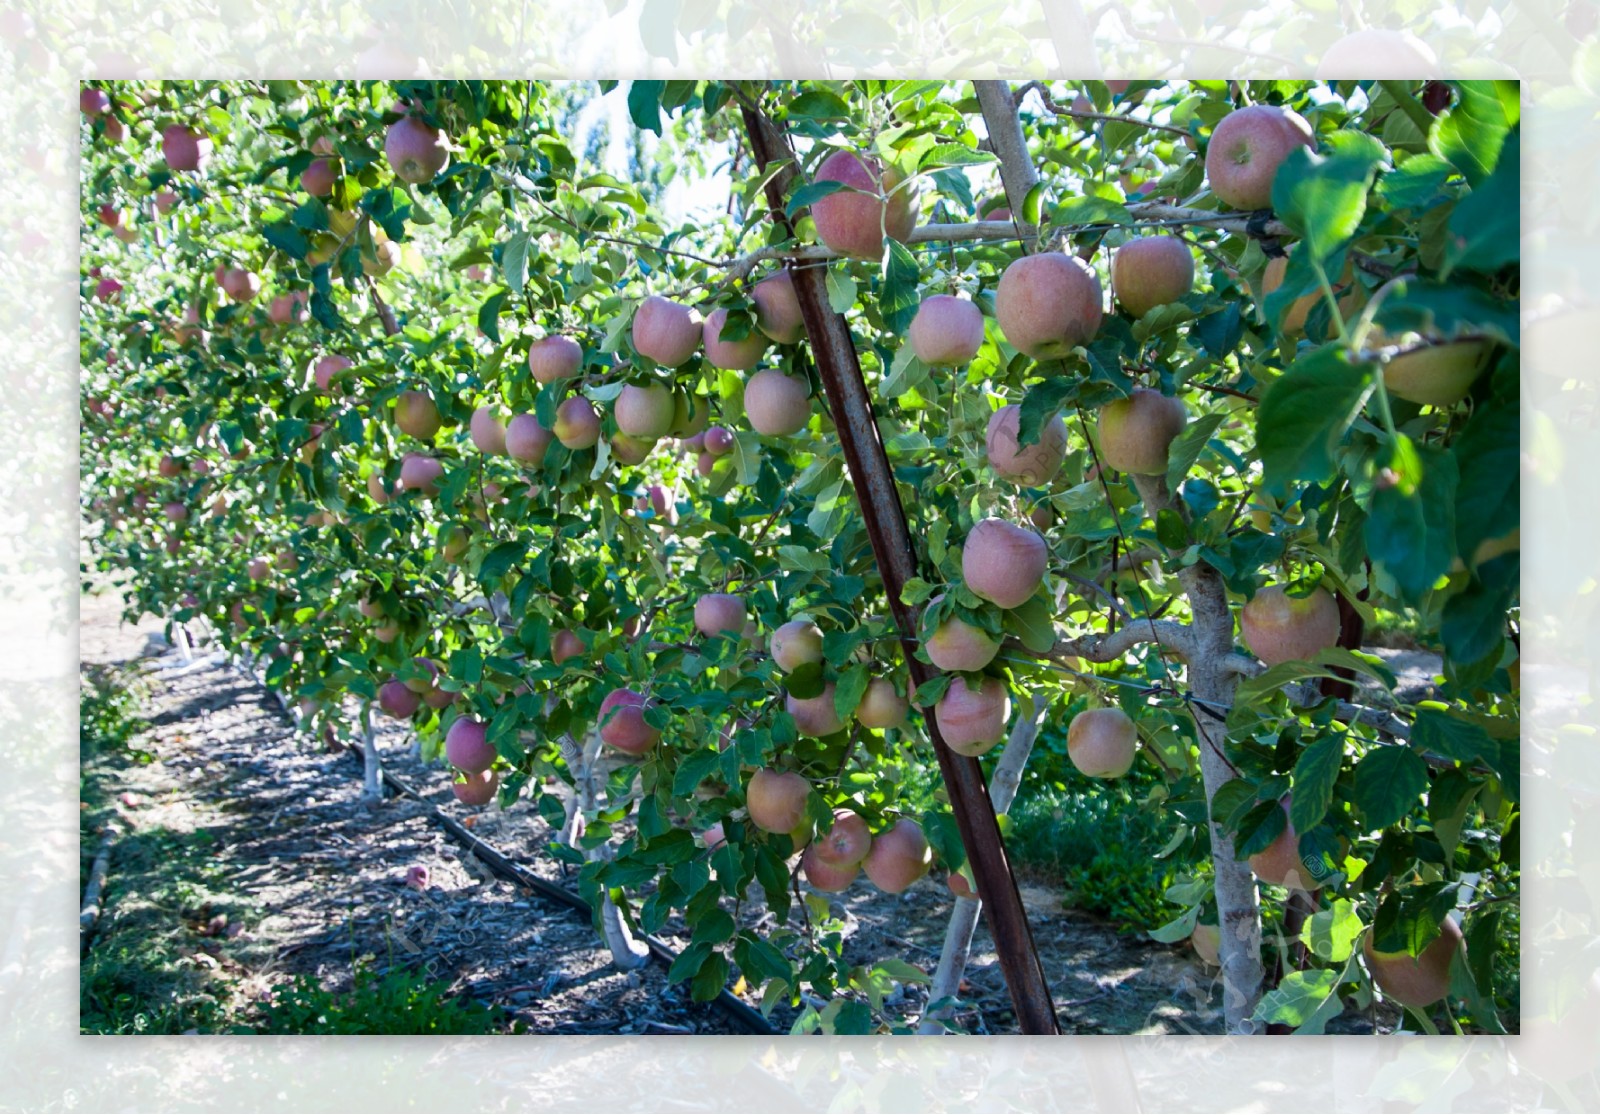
[{"x1": 80, "y1": 584, "x2": 1227, "y2": 1036}]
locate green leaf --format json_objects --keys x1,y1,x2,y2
[
  {"x1": 1148, "y1": 906, "x2": 1201, "y2": 944},
  {"x1": 918, "y1": 143, "x2": 995, "y2": 170},
  {"x1": 879, "y1": 239, "x2": 921, "y2": 333},
  {"x1": 1016, "y1": 376, "x2": 1076, "y2": 448},
  {"x1": 785, "y1": 661, "x2": 825, "y2": 700},
  {"x1": 1451, "y1": 373, "x2": 1518, "y2": 562},
  {"x1": 1291, "y1": 734, "x2": 1343, "y2": 834},
  {"x1": 690, "y1": 951, "x2": 730, "y2": 1002},
  {"x1": 1429, "y1": 80, "x2": 1519, "y2": 187},
  {"x1": 788, "y1": 179, "x2": 849, "y2": 220},
  {"x1": 1444, "y1": 128, "x2": 1518, "y2": 276},
  {"x1": 667, "y1": 940, "x2": 711, "y2": 984},
  {"x1": 1164, "y1": 412, "x2": 1225, "y2": 491},
  {"x1": 1412, "y1": 708, "x2": 1500, "y2": 772},
  {"x1": 500, "y1": 231, "x2": 532, "y2": 296},
  {"x1": 627, "y1": 79, "x2": 665, "y2": 135},
  {"x1": 1255, "y1": 347, "x2": 1374, "y2": 496},
  {"x1": 785, "y1": 90, "x2": 851, "y2": 123},
  {"x1": 824, "y1": 266, "x2": 857, "y2": 313},
  {"x1": 1365, "y1": 440, "x2": 1459, "y2": 603},
  {"x1": 673, "y1": 747, "x2": 723, "y2": 797},
  {"x1": 834, "y1": 663, "x2": 870, "y2": 722},
  {"x1": 1377, "y1": 153, "x2": 1457, "y2": 210},
  {"x1": 1235, "y1": 799, "x2": 1288, "y2": 857},
  {"x1": 921, "y1": 808, "x2": 964, "y2": 873},
  {"x1": 477, "y1": 289, "x2": 508, "y2": 345},
  {"x1": 1050, "y1": 196, "x2": 1134, "y2": 227},
  {"x1": 873, "y1": 958, "x2": 930, "y2": 984},
  {"x1": 914, "y1": 674, "x2": 952, "y2": 708},
  {"x1": 1251, "y1": 968, "x2": 1344, "y2": 1033},
  {"x1": 828, "y1": 999, "x2": 874, "y2": 1035},
  {"x1": 1001, "y1": 595, "x2": 1057, "y2": 654},
  {"x1": 1020, "y1": 181, "x2": 1047, "y2": 225},
  {"x1": 1352, "y1": 746, "x2": 1429, "y2": 829},
  {"x1": 1301, "y1": 899, "x2": 1362, "y2": 963},
  {"x1": 478, "y1": 540, "x2": 526, "y2": 587},
  {"x1": 1271, "y1": 147, "x2": 1383, "y2": 263},
  {"x1": 262, "y1": 220, "x2": 310, "y2": 259}
]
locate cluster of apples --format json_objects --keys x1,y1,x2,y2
[{"x1": 731, "y1": 770, "x2": 934, "y2": 897}]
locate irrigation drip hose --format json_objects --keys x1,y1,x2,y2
[{"x1": 337, "y1": 744, "x2": 778, "y2": 1036}]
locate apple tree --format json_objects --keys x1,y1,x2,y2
[{"x1": 79, "y1": 76, "x2": 1519, "y2": 1035}]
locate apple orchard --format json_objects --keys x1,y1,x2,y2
[{"x1": 78, "y1": 78, "x2": 1520, "y2": 1036}]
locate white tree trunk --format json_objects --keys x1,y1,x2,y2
[
  {"x1": 172, "y1": 620, "x2": 193, "y2": 664},
  {"x1": 566, "y1": 728, "x2": 648, "y2": 970},
  {"x1": 1134, "y1": 473, "x2": 1264, "y2": 1031},
  {"x1": 919, "y1": 695, "x2": 1044, "y2": 1034},
  {"x1": 359, "y1": 702, "x2": 382, "y2": 805}
]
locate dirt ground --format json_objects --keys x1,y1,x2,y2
[{"x1": 80, "y1": 585, "x2": 1249, "y2": 1036}]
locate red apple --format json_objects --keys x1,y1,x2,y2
[
  {"x1": 469, "y1": 406, "x2": 506, "y2": 455},
  {"x1": 452, "y1": 768, "x2": 499, "y2": 806},
  {"x1": 614, "y1": 381, "x2": 676, "y2": 439},
  {"x1": 1111, "y1": 236, "x2": 1195, "y2": 318},
  {"x1": 811, "y1": 150, "x2": 918, "y2": 259},
  {"x1": 962, "y1": 518, "x2": 1048, "y2": 609},
  {"x1": 385, "y1": 115, "x2": 449, "y2": 184},
  {"x1": 553, "y1": 397, "x2": 601, "y2": 449},
  {"x1": 161, "y1": 124, "x2": 212, "y2": 172},
  {"x1": 598, "y1": 688, "x2": 659, "y2": 755},
  {"x1": 1096, "y1": 388, "x2": 1187, "y2": 476},
  {"x1": 632, "y1": 295, "x2": 702, "y2": 366},
  {"x1": 505, "y1": 414, "x2": 553, "y2": 464},
  {"x1": 923, "y1": 596, "x2": 1000, "y2": 673},
  {"x1": 743, "y1": 369, "x2": 811, "y2": 436},
  {"x1": 1204, "y1": 104, "x2": 1316, "y2": 211},
  {"x1": 300, "y1": 157, "x2": 338, "y2": 196},
  {"x1": 528, "y1": 334, "x2": 583, "y2": 383},
  {"x1": 770, "y1": 620, "x2": 824, "y2": 672},
  {"x1": 862, "y1": 818, "x2": 931, "y2": 893},
  {"x1": 694, "y1": 593, "x2": 746, "y2": 639},
  {"x1": 788, "y1": 684, "x2": 845, "y2": 738},
  {"x1": 703, "y1": 307, "x2": 768, "y2": 370},
  {"x1": 751, "y1": 270, "x2": 805, "y2": 344},
  {"x1": 1066, "y1": 706, "x2": 1138, "y2": 778},
  {"x1": 746, "y1": 768, "x2": 811, "y2": 834},
  {"x1": 856, "y1": 677, "x2": 909, "y2": 730},
  {"x1": 908, "y1": 295, "x2": 985, "y2": 365},
  {"x1": 399, "y1": 452, "x2": 443, "y2": 496},
  {"x1": 445, "y1": 716, "x2": 496, "y2": 773},
  {"x1": 986, "y1": 404, "x2": 1068, "y2": 486},
  {"x1": 996, "y1": 252, "x2": 1104, "y2": 360},
  {"x1": 378, "y1": 679, "x2": 421, "y2": 718},
  {"x1": 934, "y1": 675, "x2": 1010, "y2": 756},
  {"x1": 1240, "y1": 584, "x2": 1341, "y2": 666}
]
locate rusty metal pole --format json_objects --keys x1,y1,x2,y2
[{"x1": 738, "y1": 99, "x2": 1060, "y2": 1035}]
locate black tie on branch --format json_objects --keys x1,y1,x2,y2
[{"x1": 736, "y1": 96, "x2": 1062, "y2": 1037}]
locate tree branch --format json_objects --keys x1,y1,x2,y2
[{"x1": 975, "y1": 81, "x2": 1041, "y2": 242}]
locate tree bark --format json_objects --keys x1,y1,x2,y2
[
  {"x1": 974, "y1": 81, "x2": 1039, "y2": 244},
  {"x1": 919, "y1": 694, "x2": 1043, "y2": 1034}
]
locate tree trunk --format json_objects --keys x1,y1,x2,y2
[
  {"x1": 359, "y1": 701, "x2": 382, "y2": 805},
  {"x1": 919, "y1": 695, "x2": 1043, "y2": 1034},
  {"x1": 1134, "y1": 474, "x2": 1264, "y2": 1031},
  {"x1": 574, "y1": 729, "x2": 648, "y2": 970}
]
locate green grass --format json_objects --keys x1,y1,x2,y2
[
  {"x1": 252, "y1": 963, "x2": 507, "y2": 1035},
  {"x1": 1005, "y1": 782, "x2": 1200, "y2": 930},
  {"x1": 79, "y1": 824, "x2": 247, "y2": 1034}
]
